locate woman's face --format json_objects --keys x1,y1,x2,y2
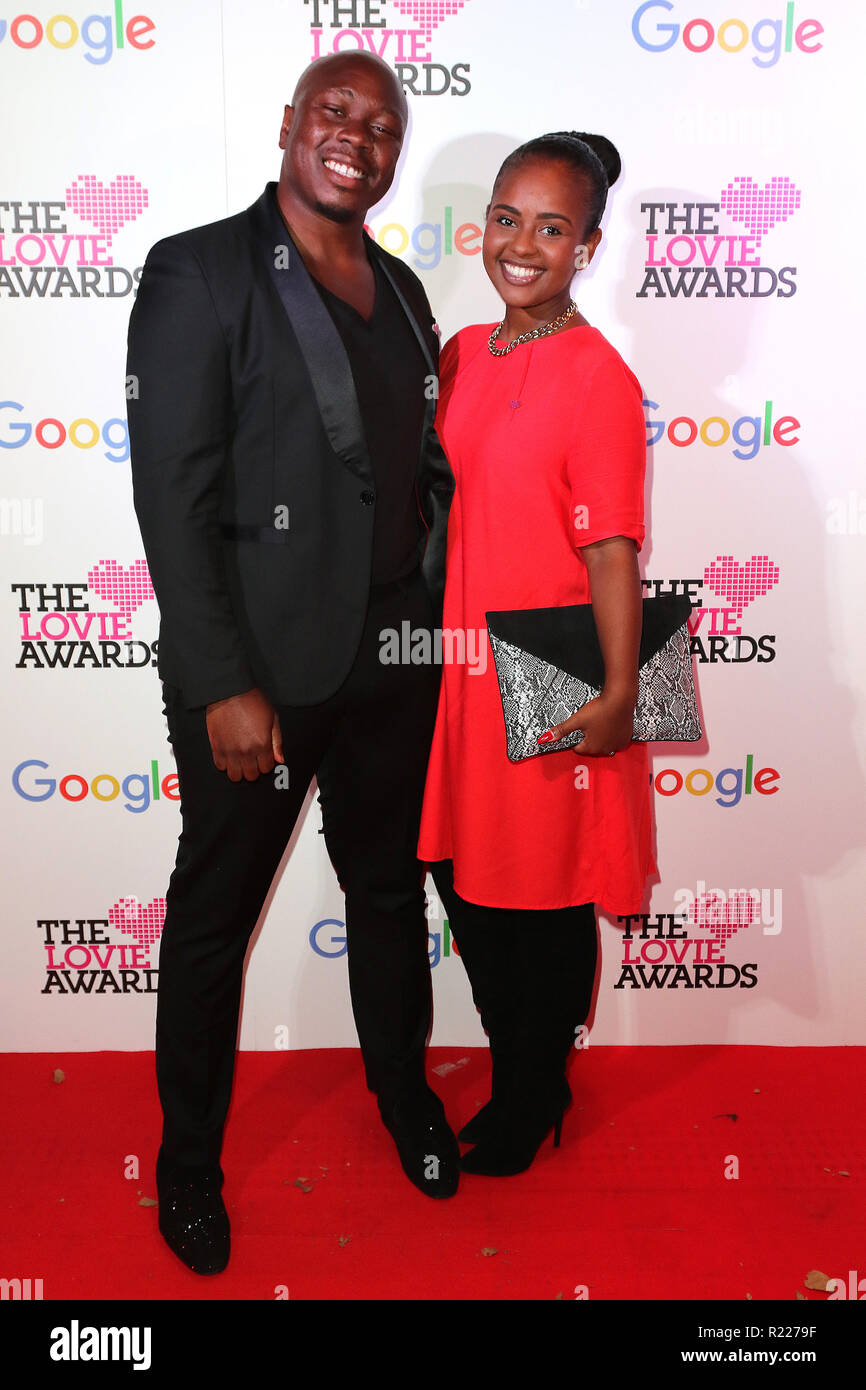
[{"x1": 482, "y1": 156, "x2": 602, "y2": 314}]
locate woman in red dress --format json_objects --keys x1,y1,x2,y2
[{"x1": 417, "y1": 131, "x2": 656, "y2": 1175}]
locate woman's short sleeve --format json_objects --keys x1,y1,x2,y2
[{"x1": 566, "y1": 349, "x2": 647, "y2": 553}]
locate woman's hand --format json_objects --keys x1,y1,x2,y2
[
  {"x1": 538, "y1": 689, "x2": 635, "y2": 757},
  {"x1": 536, "y1": 534, "x2": 642, "y2": 757}
]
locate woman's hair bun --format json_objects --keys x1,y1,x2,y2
[
  {"x1": 566, "y1": 132, "x2": 622, "y2": 188},
  {"x1": 492, "y1": 128, "x2": 623, "y2": 237}
]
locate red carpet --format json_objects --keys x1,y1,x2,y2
[{"x1": 0, "y1": 1047, "x2": 861, "y2": 1301}]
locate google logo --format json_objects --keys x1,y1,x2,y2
[
  {"x1": 632, "y1": 2, "x2": 823, "y2": 68},
  {"x1": 0, "y1": 402, "x2": 129, "y2": 461},
  {"x1": 644, "y1": 399, "x2": 800, "y2": 460},
  {"x1": 12, "y1": 757, "x2": 177, "y2": 813},
  {"x1": 0, "y1": 5, "x2": 154, "y2": 64},
  {"x1": 651, "y1": 754, "x2": 779, "y2": 808},
  {"x1": 365, "y1": 207, "x2": 481, "y2": 271},
  {"x1": 310, "y1": 917, "x2": 459, "y2": 968}
]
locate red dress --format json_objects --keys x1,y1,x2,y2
[{"x1": 417, "y1": 322, "x2": 657, "y2": 914}]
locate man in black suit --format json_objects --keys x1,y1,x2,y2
[{"x1": 126, "y1": 51, "x2": 457, "y2": 1275}]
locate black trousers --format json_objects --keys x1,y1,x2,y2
[
  {"x1": 428, "y1": 859, "x2": 599, "y2": 1069},
  {"x1": 156, "y1": 567, "x2": 440, "y2": 1169}
]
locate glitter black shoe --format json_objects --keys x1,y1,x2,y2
[
  {"x1": 380, "y1": 1088, "x2": 460, "y2": 1198},
  {"x1": 155, "y1": 1152, "x2": 230, "y2": 1274}
]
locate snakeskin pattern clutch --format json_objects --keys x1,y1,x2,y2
[{"x1": 485, "y1": 595, "x2": 702, "y2": 761}]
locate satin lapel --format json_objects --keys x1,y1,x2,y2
[
  {"x1": 251, "y1": 185, "x2": 373, "y2": 486},
  {"x1": 366, "y1": 236, "x2": 436, "y2": 377}
]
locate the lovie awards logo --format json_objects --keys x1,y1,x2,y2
[
  {"x1": 38, "y1": 895, "x2": 165, "y2": 995},
  {"x1": 643, "y1": 553, "x2": 780, "y2": 664},
  {"x1": 0, "y1": 174, "x2": 149, "y2": 298},
  {"x1": 12, "y1": 558, "x2": 158, "y2": 670},
  {"x1": 303, "y1": 0, "x2": 471, "y2": 96},
  {"x1": 637, "y1": 176, "x2": 801, "y2": 298},
  {"x1": 615, "y1": 886, "x2": 777, "y2": 990}
]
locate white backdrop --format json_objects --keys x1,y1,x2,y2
[{"x1": 2, "y1": 0, "x2": 864, "y2": 1050}]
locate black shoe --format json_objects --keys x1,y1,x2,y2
[
  {"x1": 380, "y1": 1088, "x2": 460, "y2": 1198},
  {"x1": 458, "y1": 1098, "x2": 497, "y2": 1145},
  {"x1": 156, "y1": 1152, "x2": 230, "y2": 1274},
  {"x1": 459, "y1": 1077, "x2": 572, "y2": 1177},
  {"x1": 457, "y1": 1028, "x2": 567, "y2": 1144},
  {"x1": 456, "y1": 1029, "x2": 516, "y2": 1144},
  {"x1": 458, "y1": 1049, "x2": 573, "y2": 1144}
]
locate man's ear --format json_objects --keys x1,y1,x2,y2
[{"x1": 279, "y1": 103, "x2": 293, "y2": 149}]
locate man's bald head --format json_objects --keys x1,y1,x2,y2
[
  {"x1": 277, "y1": 51, "x2": 409, "y2": 227},
  {"x1": 291, "y1": 52, "x2": 408, "y2": 127}
]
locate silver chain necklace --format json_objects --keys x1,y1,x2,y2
[{"x1": 488, "y1": 299, "x2": 577, "y2": 356}]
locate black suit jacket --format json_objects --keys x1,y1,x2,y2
[{"x1": 126, "y1": 182, "x2": 454, "y2": 710}]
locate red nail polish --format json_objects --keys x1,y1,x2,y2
[{"x1": 537, "y1": 731, "x2": 554, "y2": 744}]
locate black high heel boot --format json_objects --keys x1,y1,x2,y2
[
  {"x1": 457, "y1": 1027, "x2": 507, "y2": 1143},
  {"x1": 430, "y1": 862, "x2": 597, "y2": 1157},
  {"x1": 459, "y1": 1073, "x2": 573, "y2": 1176},
  {"x1": 458, "y1": 1096, "x2": 496, "y2": 1144},
  {"x1": 459, "y1": 906, "x2": 597, "y2": 1172},
  {"x1": 429, "y1": 861, "x2": 516, "y2": 1145},
  {"x1": 457, "y1": 911, "x2": 597, "y2": 1146}
]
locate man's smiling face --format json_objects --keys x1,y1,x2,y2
[{"x1": 279, "y1": 55, "x2": 408, "y2": 224}]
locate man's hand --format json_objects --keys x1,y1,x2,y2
[{"x1": 205, "y1": 688, "x2": 285, "y2": 782}]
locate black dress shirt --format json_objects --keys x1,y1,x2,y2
[{"x1": 312, "y1": 252, "x2": 428, "y2": 585}]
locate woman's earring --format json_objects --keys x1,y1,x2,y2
[{"x1": 574, "y1": 244, "x2": 589, "y2": 271}]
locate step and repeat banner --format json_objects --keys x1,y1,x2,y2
[{"x1": 2, "y1": 1, "x2": 864, "y2": 1050}]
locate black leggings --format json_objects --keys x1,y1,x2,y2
[{"x1": 428, "y1": 859, "x2": 599, "y2": 1062}]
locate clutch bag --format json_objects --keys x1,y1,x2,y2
[{"x1": 485, "y1": 594, "x2": 701, "y2": 761}]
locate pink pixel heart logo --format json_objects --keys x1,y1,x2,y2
[
  {"x1": 65, "y1": 175, "x2": 149, "y2": 245},
  {"x1": 703, "y1": 554, "x2": 779, "y2": 620},
  {"x1": 391, "y1": 0, "x2": 469, "y2": 41},
  {"x1": 108, "y1": 896, "x2": 166, "y2": 951},
  {"x1": 719, "y1": 176, "x2": 801, "y2": 249},
  {"x1": 87, "y1": 559, "x2": 155, "y2": 620},
  {"x1": 690, "y1": 891, "x2": 756, "y2": 945}
]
